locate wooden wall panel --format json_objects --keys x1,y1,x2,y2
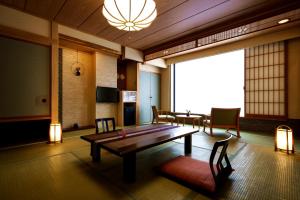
[
  {"x1": 126, "y1": 61, "x2": 138, "y2": 91},
  {"x1": 287, "y1": 37, "x2": 300, "y2": 119}
]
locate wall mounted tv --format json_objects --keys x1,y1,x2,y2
[{"x1": 96, "y1": 86, "x2": 119, "y2": 103}]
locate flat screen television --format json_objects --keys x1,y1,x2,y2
[{"x1": 96, "y1": 86, "x2": 119, "y2": 103}]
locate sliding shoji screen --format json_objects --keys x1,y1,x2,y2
[{"x1": 245, "y1": 41, "x2": 286, "y2": 118}]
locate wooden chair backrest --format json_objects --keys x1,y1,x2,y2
[
  {"x1": 211, "y1": 108, "x2": 240, "y2": 126},
  {"x1": 209, "y1": 135, "x2": 233, "y2": 183},
  {"x1": 95, "y1": 117, "x2": 116, "y2": 133}
]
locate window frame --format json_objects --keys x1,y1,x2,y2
[{"x1": 172, "y1": 41, "x2": 288, "y2": 120}]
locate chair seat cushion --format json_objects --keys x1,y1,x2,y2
[
  {"x1": 158, "y1": 115, "x2": 175, "y2": 119},
  {"x1": 159, "y1": 156, "x2": 216, "y2": 192},
  {"x1": 203, "y1": 119, "x2": 210, "y2": 124}
]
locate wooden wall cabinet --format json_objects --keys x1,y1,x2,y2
[
  {"x1": 117, "y1": 60, "x2": 138, "y2": 126},
  {"x1": 117, "y1": 91, "x2": 137, "y2": 127}
]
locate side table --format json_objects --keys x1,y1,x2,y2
[{"x1": 176, "y1": 115, "x2": 202, "y2": 130}]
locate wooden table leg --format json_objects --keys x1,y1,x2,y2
[
  {"x1": 184, "y1": 134, "x2": 192, "y2": 155},
  {"x1": 91, "y1": 143, "x2": 101, "y2": 162},
  {"x1": 123, "y1": 153, "x2": 136, "y2": 182}
]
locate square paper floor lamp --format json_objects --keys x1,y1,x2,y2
[
  {"x1": 275, "y1": 125, "x2": 294, "y2": 154},
  {"x1": 49, "y1": 123, "x2": 62, "y2": 143}
]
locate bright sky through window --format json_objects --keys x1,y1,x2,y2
[{"x1": 174, "y1": 49, "x2": 244, "y2": 116}]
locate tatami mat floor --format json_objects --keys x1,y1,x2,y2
[{"x1": 0, "y1": 127, "x2": 299, "y2": 200}]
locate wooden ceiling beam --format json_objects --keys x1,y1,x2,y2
[
  {"x1": 0, "y1": 24, "x2": 51, "y2": 46},
  {"x1": 59, "y1": 34, "x2": 121, "y2": 56}
]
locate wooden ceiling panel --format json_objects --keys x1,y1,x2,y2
[
  {"x1": 0, "y1": 0, "x2": 25, "y2": 10},
  {"x1": 25, "y1": 0, "x2": 66, "y2": 20},
  {"x1": 1, "y1": 0, "x2": 299, "y2": 52},
  {"x1": 154, "y1": 0, "x2": 188, "y2": 15},
  {"x1": 126, "y1": 1, "x2": 252, "y2": 49},
  {"x1": 54, "y1": 0, "x2": 101, "y2": 28},
  {"x1": 143, "y1": 0, "x2": 300, "y2": 52},
  {"x1": 119, "y1": 0, "x2": 294, "y2": 50},
  {"x1": 97, "y1": 26, "x2": 126, "y2": 41},
  {"x1": 78, "y1": 6, "x2": 108, "y2": 34},
  {"x1": 96, "y1": 0, "x2": 187, "y2": 41},
  {"x1": 114, "y1": 0, "x2": 228, "y2": 46}
]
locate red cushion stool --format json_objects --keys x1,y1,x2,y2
[{"x1": 159, "y1": 135, "x2": 234, "y2": 192}]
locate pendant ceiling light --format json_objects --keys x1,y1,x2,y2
[{"x1": 102, "y1": 0, "x2": 157, "y2": 31}]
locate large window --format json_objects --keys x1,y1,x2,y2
[{"x1": 174, "y1": 50, "x2": 245, "y2": 116}]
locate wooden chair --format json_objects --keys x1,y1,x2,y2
[
  {"x1": 159, "y1": 135, "x2": 233, "y2": 192},
  {"x1": 95, "y1": 117, "x2": 116, "y2": 133},
  {"x1": 203, "y1": 108, "x2": 241, "y2": 137},
  {"x1": 151, "y1": 106, "x2": 175, "y2": 125}
]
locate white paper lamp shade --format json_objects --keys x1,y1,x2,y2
[
  {"x1": 275, "y1": 125, "x2": 294, "y2": 154},
  {"x1": 103, "y1": 0, "x2": 157, "y2": 31},
  {"x1": 49, "y1": 123, "x2": 62, "y2": 143},
  {"x1": 276, "y1": 128, "x2": 293, "y2": 150}
]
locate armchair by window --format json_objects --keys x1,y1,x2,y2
[
  {"x1": 152, "y1": 106, "x2": 175, "y2": 125},
  {"x1": 203, "y1": 108, "x2": 241, "y2": 137}
]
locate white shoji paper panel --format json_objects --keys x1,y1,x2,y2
[{"x1": 245, "y1": 41, "x2": 286, "y2": 117}]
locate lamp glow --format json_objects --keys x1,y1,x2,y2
[
  {"x1": 275, "y1": 125, "x2": 294, "y2": 154},
  {"x1": 49, "y1": 123, "x2": 62, "y2": 143},
  {"x1": 102, "y1": 0, "x2": 157, "y2": 31}
]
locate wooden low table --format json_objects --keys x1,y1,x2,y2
[
  {"x1": 81, "y1": 124, "x2": 198, "y2": 182},
  {"x1": 176, "y1": 114, "x2": 202, "y2": 130},
  {"x1": 81, "y1": 124, "x2": 173, "y2": 161}
]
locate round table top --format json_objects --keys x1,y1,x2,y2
[{"x1": 176, "y1": 114, "x2": 202, "y2": 119}]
